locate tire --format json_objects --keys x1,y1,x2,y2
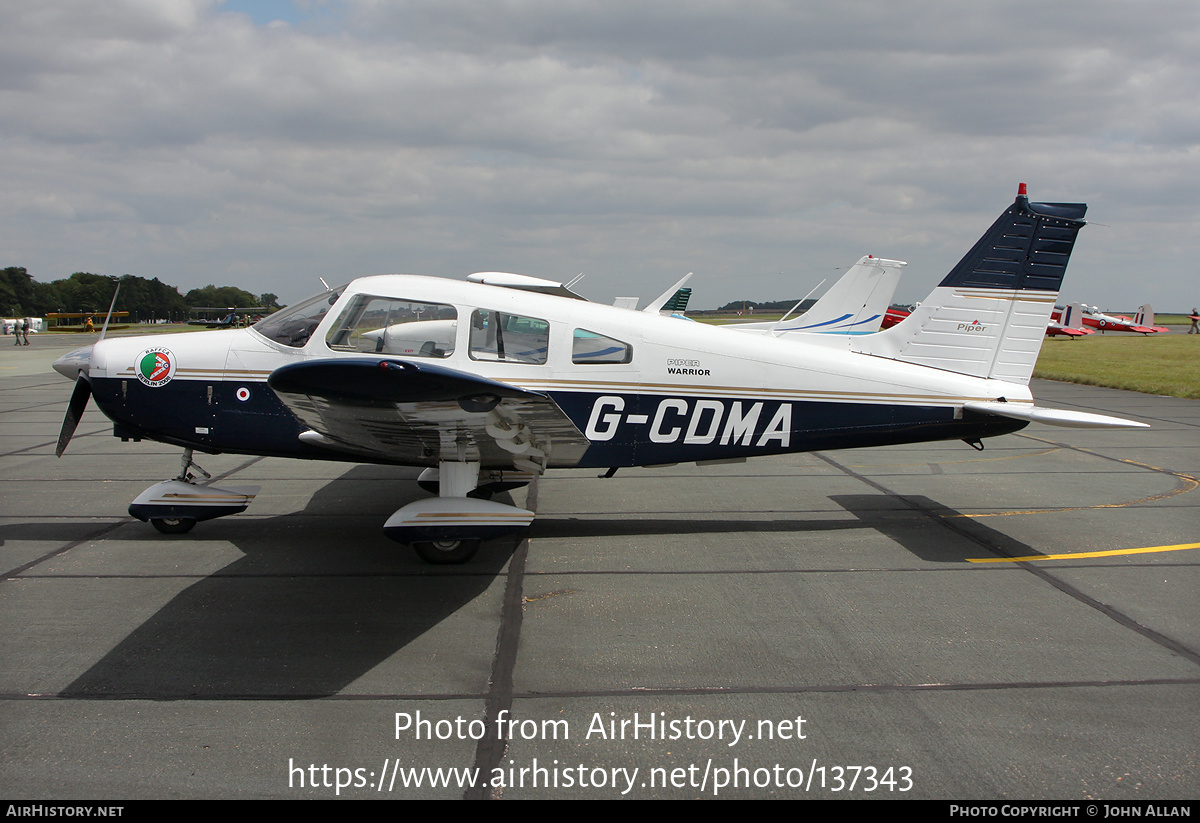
[
  {"x1": 412, "y1": 538, "x2": 481, "y2": 564},
  {"x1": 151, "y1": 517, "x2": 196, "y2": 534}
]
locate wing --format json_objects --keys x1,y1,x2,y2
[{"x1": 268, "y1": 358, "x2": 591, "y2": 470}]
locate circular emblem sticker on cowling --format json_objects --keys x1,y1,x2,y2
[{"x1": 136, "y1": 347, "x2": 176, "y2": 387}]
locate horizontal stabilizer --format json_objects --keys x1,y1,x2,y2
[{"x1": 964, "y1": 401, "x2": 1149, "y2": 429}]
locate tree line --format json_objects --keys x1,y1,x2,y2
[
  {"x1": 1, "y1": 267, "x2": 280, "y2": 322},
  {"x1": 713, "y1": 298, "x2": 814, "y2": 313}
]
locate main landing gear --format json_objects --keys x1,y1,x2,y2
[
  {"x1": 127, "y1": 450, "x2": 259, "y2": 535},
  {"x1": 384, "y1": 461, "x2": 535, "y2": 564},
  {"x1": 411, "y1": 538, "x2": 482, "y2": 565}
]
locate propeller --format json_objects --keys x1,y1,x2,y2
[
  {"x1": 55, "y1": 280, "x2": 120, "y2": 457},
  {"x1": 56, "y1": 375, "x2": 92, "y2": 457}
]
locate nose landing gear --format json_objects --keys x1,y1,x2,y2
[{"x1": 128, "y1": 449, "x2": 259, "y2": 535}]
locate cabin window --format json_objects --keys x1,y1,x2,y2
[
  {"x1": 572, "y1": 329, "x2": 632, "y2": 364},
  {"x1": 252, "y1": 287, "x2": 344, "y2": 348},
  {"x1": 325, "y1": 296, "x2": 457, "y2": 357},
  {"x1": 468, "y1": 310, "x2": 549, "y2": 364}
]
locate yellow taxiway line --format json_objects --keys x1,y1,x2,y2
[{"x1": 967, "y1": 542, "x2": 1200, "y2": 564}]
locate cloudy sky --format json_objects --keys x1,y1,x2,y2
[{"x1": 3, "y1": 0, "x2": 1198, "y2": 310}]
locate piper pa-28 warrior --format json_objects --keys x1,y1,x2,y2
[{"x1": 53, "y1": 184, "x2": 1147, "y2": 563}]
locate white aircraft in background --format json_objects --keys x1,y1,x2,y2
[
  {"x1": 726, "y1": 255, "x2": 906, "y2": 338},
  {"x1": 53, "y1": 184, "x2": 1146, "y2": 563}
]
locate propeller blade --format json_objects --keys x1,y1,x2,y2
[{"x1": 56, "y1": 375, "x2": 92, "y2": 457}]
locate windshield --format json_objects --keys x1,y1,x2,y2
[{"x1": 252, "y1": 286, "x2": 345, "y2": 347}]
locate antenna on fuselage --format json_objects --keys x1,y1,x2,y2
[{"x1": 98, "y1": 279, "x2": 121, "y2": 342}]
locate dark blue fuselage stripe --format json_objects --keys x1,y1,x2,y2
[
  {"x1": 90, "y1": 378, "x2": 1025, "y2": 468},
  {"x1": 547, "y1": 391, "x2": 1025, "y2": 468}
]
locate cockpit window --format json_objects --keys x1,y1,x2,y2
[
  {"x1": 572, "y1": 329, "x2": 632, "y2": 364},
  {"x1": 469, "y1": 310, "x2": 549, "y2": 364},
  {"x1": 325, "y1": 295, "x2": 457, "y2": 357},
  {"x1": 252, "y1": 286, "x2": 344, "y2": 348}
]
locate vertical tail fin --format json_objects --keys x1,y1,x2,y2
[
  {"x1": 774, "y1": 255, "x2": 905, "y2": 335},
  {"x1": 725, "y1": 255, "x2": 905, "y2": 337},
  {"x1": 1134, "y1": 304, "x2": 1154, "y2": 328},
  {"x1": 643, "y1": 273, "x2": 694, "y2": 314},
  {"x1": 852, "y1": 184, "x2": 1087, "y2": 385}
]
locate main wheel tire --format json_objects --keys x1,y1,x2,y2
[
  {"x1": 151, "y1": 517, "x2": 196, "y2": 534},
  {"x1": 412, "y1": 538, "x2": 481, "y2": 564}
]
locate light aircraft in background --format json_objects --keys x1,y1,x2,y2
[
  {"x1": 725, "y1": 255, "x2": 905, "y2": 338},
  {"x1": 1045, "y1": 303, "x2": 1094, "y2": 338},
  {"x1": 1051, "y1": 304, "x2": 1168, "y2": 334},
  {"x1": 53, "y1": 184, "x2": 1147, "y2": 564},
  {"x1": 880, "y1": 306, "x2": 912, "y2": 329},
  {"x1": 1130, "y1": 305, "x2": 1168, "y2": 334},
  {"x1": 188, "y1": 308, "x2": 267, "y2": 329}
]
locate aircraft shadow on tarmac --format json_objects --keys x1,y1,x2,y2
[
  {"x1": 530, "y1": 515, "x2": 867, "y2": 539},
  {"x1": 830, "y1": 494, "x2": 1044, "y2": 563},
  {"x1": 58, "y1": 465, "x2": 516, "y2": 700},
  {"x1": 50, "y1": 480, "x2": 1037, "y2": 699},
  {"x1": 528, "y1": 494, "x2": 1042, "y2": 565}
]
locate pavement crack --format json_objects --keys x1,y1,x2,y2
[{"x1": 465, "y1": 476, "x2": 537, "y2": 800}]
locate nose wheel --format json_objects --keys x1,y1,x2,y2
[
  {"x1": 411, "y1": 539, "x2": 481, "y2": 565},
  {"x1": 151, "y1": 517, "x2": 197, "y2": 535},
  {"x1": 129, "y1": 450, "x2": 259, "y2": 534}
]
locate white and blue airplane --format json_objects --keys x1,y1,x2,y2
[
  {"x1": 725, "y1": 254, "x2": 906, "y2": 338},
  {"x1": 53, "y1": 184, "x2": 1146, "y2": 563}
]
